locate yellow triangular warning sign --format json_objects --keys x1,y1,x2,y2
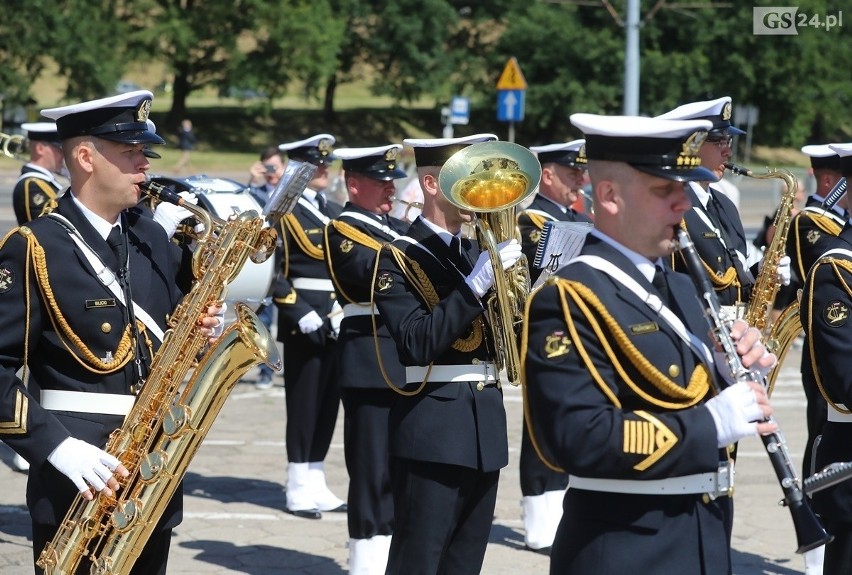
[{"x1": 496, "y1": 57, "x2": 528, "y2": 90}]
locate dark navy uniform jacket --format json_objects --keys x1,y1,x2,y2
[
  {"x1": 787, "y1": 195, "x2": 846, "y2": 284},
  {"x1": 0, "y1": 192, "x2": 186, "y2": 527},
  {"x1": 517, "y1": 194, "x2": 592, "y2": 284},
  {"x1": 324, "y1": 204, "x2": 406, "y2": 389},
  {"x1": 373, "y1": 217, "x2": 508, "y2": 473},
  {"x1": 13, "y1": 164, "x2": 63, "y2": 225},
  {"x1": 672, "y1": 184, "x2": 752, "y2": 306},
  {"x1": 524, "y1": 234, "x2": 731, "y2": 575},
  {"x1": 273, "y1": 195, "x2": 343, "y2": 345},
  {"x1": 801, "y1": 223, "x2": 852, "y2": 524}
]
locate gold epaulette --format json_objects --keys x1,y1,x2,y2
[
  {"x1": 324, "y1": 220, "x2": 384, "y2": 304},
  {"x1": 521, "y1": 211, "x2": 549, "y2": 231},
  {"x1": 16, "y1": 226, "x2": 135, "y2": 374},
  {"x1": 520, "y1": 278, "x2": 711, "y2": 472},
  {"x1": 806, "y1": 256, "x2": 852, "y2": 415},
  {"x1": 804, "y1": 211, "x2": 843, "y2": 237},
  {"x1": 283, "y1": 213, "x2": 324, "y2": 260},
  {"x1": 24, "y1": 178, "x2": 59, "y2": 222}
]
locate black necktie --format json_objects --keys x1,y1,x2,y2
[
  {"x1": 316, "y1": 194, "x2": 328, "y2": 215},
  {"x1": 652, "y1": 265, "x2": 672, "y2": 308},
  {"x1": 106, "y1": 226, "x2": 127, "y2": 275},
  {"x1": 448, "y1": 236, "x2": 469, "y2": 272}
]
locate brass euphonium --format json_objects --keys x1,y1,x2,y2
[
  {"x1": 35, "y1": 165, "x2": 314, "y2": 574},
  {"x1": 439, "y1": 141, "x2": 541, "y2": 386}
]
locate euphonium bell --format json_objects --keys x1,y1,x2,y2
[{"x1": 438, "y1": 141, "x2": 541, "y2": 386}]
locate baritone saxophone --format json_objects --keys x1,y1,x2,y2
[
  {"x1": 725, "y1": 162, "x2": 799, "y2": 395},
  {"x1": 37, "y1": 163, "x2": 315, "y2": 575}
]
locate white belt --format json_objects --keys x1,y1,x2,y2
[
  {"x1": 828, "y1": 403, "x2": 852, "y2": 423},
  {"x1": 292, "y1": 278, "x2": 334, "y2": 291},
  {"x1": 41, "y1": 390, "x2": 135, "y2": 416},
  {"x1": 406, "y1": 363, "x2": 498, "y2": 384},
  {"x1": 719, "y1": 304, "x2": 746, "y2": 322},
  {"x1": 569, "y1": 463, "x2": 733, "y2": 498},
  {"x1": 343, "y1": 303, "x2": 378, "y2": 318}
]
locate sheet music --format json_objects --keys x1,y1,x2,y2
[{"x1": 531, "y1": 220, "x2": 594, "y2": 289}]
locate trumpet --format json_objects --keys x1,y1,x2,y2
[
  {"x1": 391, "y1": 196, "x2": 423, "y2": 222},
  {"x1": 1, "y1": 131, "x2": 27, "y2": 160}
]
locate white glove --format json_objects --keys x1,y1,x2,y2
[
  {"x1": 776, "y1": 255, "x2": 792, "y2": 286},
  {"x1": 153, "y1": 192, "x2": 196, "y2": 238},
  {"x1": 704, "y1": 382, "x2": 764, "y2": 448},
  {"x1": 47, "y1": 437, "x2": 122, "y2": 493},
  {"x1": 329, "y1": 300, "x2": 343, "y2": 338},
  {"x1": 298, "y1": 310, "x2": 324, "y2": 334},
  {"x1": 464, "y1": 239, "x2": 523, "y2": 298},
  {"x1": 209, "y1": 302, "x2": 227, "y2": 338}
]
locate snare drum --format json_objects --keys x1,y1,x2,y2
[{"x1": 151, "y1": 175, "x2": 276, "y2": 310}]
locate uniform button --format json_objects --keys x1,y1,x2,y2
[
  {"x1": 476, "y1": 382, "x2": 484, "y2": 391},
  {"x1": 101, "y1": 323, "x2": 112, "y2": 333},
  {"x1": 668, "y1": 365, "x2": 680, "y2": 378}
]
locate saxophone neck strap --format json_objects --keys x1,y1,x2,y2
[
  {"x1": 567, "y1": 255, "x2": 714, "y2": 367},
  {"x1": 46, "y1": 213, "x2": 165, "y2": 343}
]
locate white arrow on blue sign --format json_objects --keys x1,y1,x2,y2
[{"x1": 497, "y1": 89, "x2": 525, "y2": 122}]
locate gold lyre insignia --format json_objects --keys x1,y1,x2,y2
[
  {"x1": 0, "y1": 267, "x2": 14, "y2": 293},
  {"x1": 136, "y1": 99, "x2": 152, "y2": 122},
  {"x1": 529, "y1": 229, "x2": 541, "y2": 244},
  {"x1": 624, "y1": 410, "x2": 677, "y2": 471},
  {"x1": 824, "y1": 300, "x2": 849, "y2": 327},
  {"x1": 807, "y1": 229, "x2": 821, "y2": 245},
  {"x1": 282, "y1": 289, "x2": 297, "y2": 304},
  {"x1": 544, "y1": 331, "x2": 571, "y2": 359},
  {"x1": 375, "y1": 271, "x2": 394, "y2": 292},
  {"x1": 340, "y1": 239, "x2": 354, "y2": 254},
  {"x1": 722, "y1": 101, "x2": 732, "y2": 121}
]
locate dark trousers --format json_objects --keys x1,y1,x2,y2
[
  {"x1": 282, "y1": 332, "x2": 339, "y2": 462},
  {"x1": 519, "y1": 421, "x2": 569, "y2": 496},
  {"x1": 342, "y1": 387, "x2": 395, "y2": 539},
  {"x1": 823, "y1": 519, "x2": 852, "y2": 575},
  {"x1": 32, "y1": 523, "x2": 171, "y2": 575},
  {"x1": 385, "y1": 458, "x2": 499, "y2": 575}
]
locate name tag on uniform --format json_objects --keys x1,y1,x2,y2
[
  {"x1": 86, "y1": 298, "x2": 116, "y2": 309},
  {"x1": 629, "y1": 322, "x2": 659, "y2": 335},
  {"x1": 702, "y1": 232, "x2": 718, "y2": 239},
  {"x1": 305, "y1": 228, "x2": 322, "y2": 234}
]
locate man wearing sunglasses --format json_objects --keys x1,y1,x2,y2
[{"x1": 657, "y1": 96, "x2": 791, "y2": 319}]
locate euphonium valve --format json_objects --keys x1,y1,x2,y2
[{"x1": 439, "y1": 141, "x2": 541, "y2": 386}]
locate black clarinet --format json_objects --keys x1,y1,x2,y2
[{"x1": 676, "y1": 228, "x2": 832, "y2": 554}]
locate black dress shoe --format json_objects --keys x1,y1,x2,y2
[
  {"x1": 286, "y1": 508, "x2": 322, "y2": 520},
  {"x1": 526, "y1": 545, "x2": 551, "y2": 556},
  {"x1": 319, "y1": 503, "x2": 348, "y2": 513}
]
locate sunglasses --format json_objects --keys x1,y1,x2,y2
[{"x1": 705, "y1": 135, "x2": 733, "y2": 148}]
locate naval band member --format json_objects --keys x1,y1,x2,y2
[
  {"x1": 324, "y1": 144, "x2": 408, "y2": 575},
  {"x1": 0, "y1": 90, "x2": 221, "y2": 575},
  {"x1": 12, "y1": 122, "x2": 65, "y2": 225},
  {"x1": 658, "y1": 97, "x2": 790, "y2": 316},
  {"x1": 800, "y1": 142, "x2": 852, "y2": 575},
  {"x1": 522, "y1": 113, "x2": 776, "y2": 575},
  {"x1": 516, "y1": 138, "x2": 591, "y2": 552},
  {"x1": 373, "y1": 134, "x2": 522, "y2": 575},
  {"x1": 272, "y1": 134, "x2": 347, "y2": 518}
]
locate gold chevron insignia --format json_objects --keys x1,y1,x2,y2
[
  {"x1": 0, "y1": 390, "x2": 28, "y2": 435},
  {"x1": 624, "y1": 410, "x2": 677, "y2": 471}
]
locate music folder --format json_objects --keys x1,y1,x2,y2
[{"x1": 531, "y1": 220, "x2": 594, "y2": 288}]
